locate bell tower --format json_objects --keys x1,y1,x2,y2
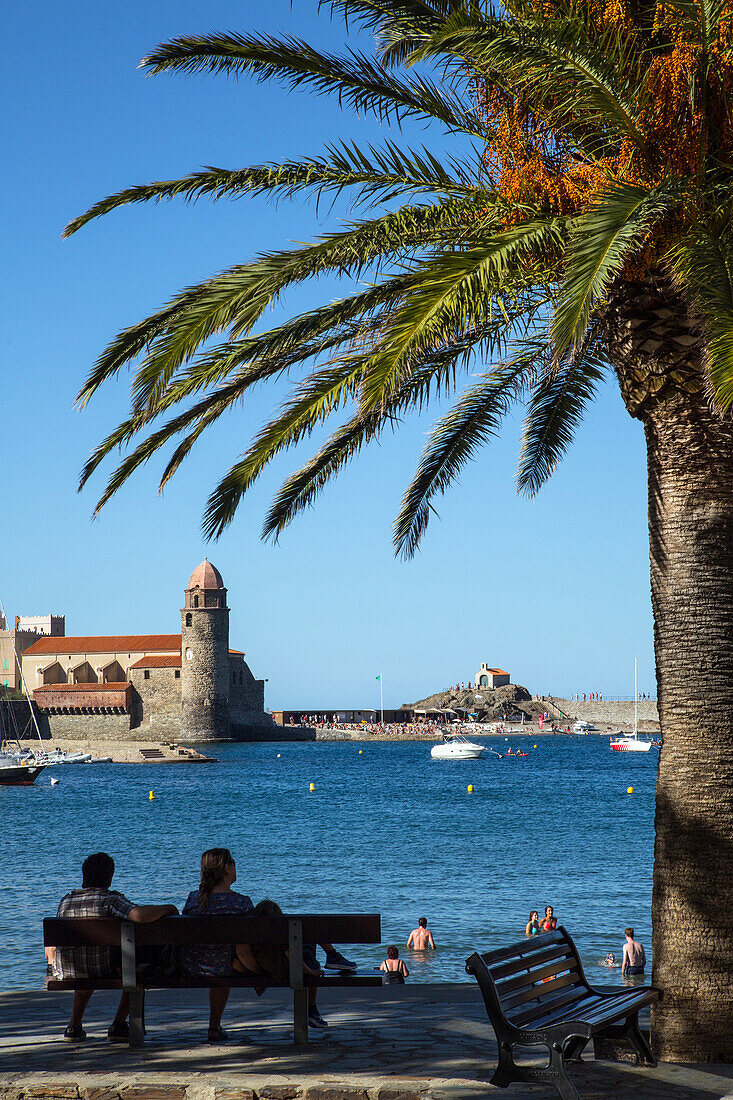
[{"x1": 180, "y1": 559, "x2": 230, "y2": 740}]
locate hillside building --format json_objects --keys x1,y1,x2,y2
[{"x1": 474, "y1": 663, "x2": 511, "y2": 689}]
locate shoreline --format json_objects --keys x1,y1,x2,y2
[{"x1": 21, "y1": 724, "x2": 661, "y2": 762}]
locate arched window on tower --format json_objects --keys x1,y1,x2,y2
[
  {"x1": 185, "y1": 613, "x2": 192, "y2": 626},
  {"x1": 193, "y1": 595, "x2": 199, "y2": 608}
]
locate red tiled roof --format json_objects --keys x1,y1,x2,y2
[
  {"x1": 487, "y1": 668, "x2": 509, "y2": 675},
  {"x1": 23, "y1": 634, "x2": 181, "y2": 656},
  {"x1": 130, "y1": 654, "x2": 182, "y2": 669},
  {"x1": 34, "y1": 682, "x2": 131, "y2": 692},
  {"x1": 229, "y1": 649, "x2": 244, "y2": 656}
]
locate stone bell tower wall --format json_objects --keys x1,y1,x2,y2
[{"x1": 180, "y1": 603, "x2": 230, "y2": 741}]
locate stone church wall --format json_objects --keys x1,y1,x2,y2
[
  {"x1": 129, "y1": 667, "x2": 183, "y2": 739},
  {"x1": 38, "y1": 712, "x2": 132, "y2": 740}
]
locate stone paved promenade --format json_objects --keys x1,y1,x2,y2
[{"x1": 2, "y1": 986, "x2": 732, "y2": 1100}]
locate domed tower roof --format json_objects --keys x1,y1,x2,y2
[{"x1": 187, "y1": 558, "x2": 225, "y2": 591}]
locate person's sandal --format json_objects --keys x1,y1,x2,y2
[{"x1": 207, "y1": 1026, "x2": 228, "y2": 1043}]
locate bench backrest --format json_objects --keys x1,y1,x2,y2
[
  {"x1": 466, "y1": 927, "x2": 591, "y2": 1034},
  {"x1": 44, "y1": 913, "x2": 381, "y2": 948}
]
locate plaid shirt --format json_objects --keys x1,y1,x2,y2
[{"x1": 53, "y1": 887, "x2": 135, "y2": 978}]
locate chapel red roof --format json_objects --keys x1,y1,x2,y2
[{"x1": 23, "y1": 634, "x2": 181, "y2": 656}]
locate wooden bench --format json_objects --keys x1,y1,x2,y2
[
  {"x1": 45, "y1": 912, "x2": 381, "y2": 1047},
  {"x1": 465, "y1": 927, "x2": 659, "y2": 1100}
]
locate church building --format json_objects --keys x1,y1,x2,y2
[{"x1": 21, "y1": 561, "x2": 272, "y2": 742}]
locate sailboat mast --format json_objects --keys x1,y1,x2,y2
[
  {"x1": 634, "y1": 657, "x2": 638, "y2": 738},
  {"x1": 0, "y1": 594, "x2": 45, "y2": 749}
]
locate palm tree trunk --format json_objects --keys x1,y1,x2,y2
[
  {"x1": 644, "y1": 389, "x2": 733, "y2": 1062},
  {"x1": 607, "y1": 279, "x2": 733, "y2": 1061}
]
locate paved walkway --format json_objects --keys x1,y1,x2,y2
[{"x1": 2, "y1": 986, "x2": 732, "y2": 1100}]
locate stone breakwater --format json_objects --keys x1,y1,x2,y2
[{"x1": 548, "y1": 699, "x2": 659, "y2": 727}]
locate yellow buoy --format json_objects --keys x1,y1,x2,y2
[
  {"x1": 627, "y1": 786, "x2": 634, "y2": 794},
  {"x1": 149, "y1": 790, "x2": 155, "y2": 800},
  {"x1": 358, "y1": 749, "x2": 363, "y2": 754},
  {"x1": 467, "y1": 784, "x2": 474, "y2": 793},
  {"x1": 534, "y1": 744, "x2": 537, "y2": 748},
  {"x1": 277, "y1": 753, "x2": 281, "y2": 758},
  {"x1": 309, "y1": 782, "x2": 315, "y2": 791}
]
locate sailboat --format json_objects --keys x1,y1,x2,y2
[
  {"x1": 610, "y1": 659, "x2": 655, "y2": 753},
  {"x1": 0, "y1": 596, "x2": 47, "y2": 785}
]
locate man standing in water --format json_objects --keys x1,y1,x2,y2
[
  {"x1": 407, "y1": 916, "x2": 436, "y2": 949},
  {"x1": 621, "y1": 927, "x2": 646, "y2": 977}
]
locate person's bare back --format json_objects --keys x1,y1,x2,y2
[{"x1": 406, "y1": 917, "x2": 435, "y2": 949}]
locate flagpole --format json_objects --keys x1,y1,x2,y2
[{"x1": 380, "y1": 674, "x2": 383, "y2": 724}]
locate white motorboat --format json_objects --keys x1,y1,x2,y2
[
  {"x1": 573, "y1": 720, "x2": 595, "y2": 733},
  {"x1": 431, "y1": 734, "x2": 485, "y2": 760},
  {"x1": 610, "y1": 659, "x2": 656, "y2": 753}
]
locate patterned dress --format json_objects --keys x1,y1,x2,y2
[{"x1": 180, "y1": 888, "x2": 254, "y2": 976}]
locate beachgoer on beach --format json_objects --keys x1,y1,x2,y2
[
  {"x1": 53, "y1": 852, "x2": 178, "y2": 1042},
  {"x1": 526, "y1": 910, "x2": 540, "y2": 935},
  {"x1": 407, "y1": 916, "x2": 436, "y2": 949},
  {"x1": 380, "y1": 945, "x2": 409, "y2": 984},
  {"x1": 540, "y1": 905, "x2": 557, "y2": 931},
  {"x1": 621, "y1": 927, "x2": 646, "y2": 977}
]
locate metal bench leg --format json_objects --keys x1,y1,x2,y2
[
  {"x1": 293, "y1": 988, "x2": 308, "y2": 1046},
  {"x1": 129, "y1": 989, "x2": 145, "y2": 1048},
  {"x1": 549, "y1": 1042, "x2": 582, "y2": 1100},
  {"x1": 625, "y1": 1014, "x2": 657, "y2": 1066},
  {"x1": 490, "y1": 1041, "x2": 515, "y2": 1088}
]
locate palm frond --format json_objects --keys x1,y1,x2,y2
[
  {"x1": 518, "y1": 338, "x2": 607, "y2": 495},
  {"x1": 672, "y1": 229, "x2": 733, "y2": 410},
  {"x1": 75, "y1": 193, "x2": 496, "y2": 411},
  {"x1": 394, "y1": 353, "x2": 537, "y2": 557},
  {"x1": 553, "y1": 180, "x2": 684, "y2": 357},
  {"x1": 141, "y1": 32, "x2": 487, "y2": 136},
  {"x1": 63, "y1": 143, "x2": 478, "y2": 238},
  {"x1": 358, "y1": 220, "x2": 565, "y2": 409}
]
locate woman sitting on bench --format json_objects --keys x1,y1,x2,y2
[{"x1": 181, "y1": 848, "x2": 327, "y2": 1040}]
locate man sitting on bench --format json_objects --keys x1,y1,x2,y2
[{"x1": 53, "y1": 851, "x2": 179, "y2": 1042}]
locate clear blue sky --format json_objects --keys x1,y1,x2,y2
[{"x1": 2, "y1": 1, "x2": 654, "y2": 709}]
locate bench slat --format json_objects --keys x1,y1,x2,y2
[
  {"x1": 490, "y1": 944, "x2": 574, "y2": 981},
  {"x1": 44, "y1": 913, "x2": 381, "y2": 947},
  {"x1": 512, "y1": 989, "x2": 656, "y2": 1031},
  {"x1": 509, "y1": 989, "x2": 608, "y2": 1027},
  {"x1": 502, "y1": 969, "x2": 583, "y2": 1011},
  {"x1": 496, "y1": 956, "x2": 578, "y2": 994},
  {"x1": 47, "y1": 970, "x2": 383, "y2": 991},
  {"x1": 478, "y1": 930, "x2": 566, "y2": 968}
]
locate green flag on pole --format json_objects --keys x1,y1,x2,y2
[{"x1": 376, "y1": 674, "x2": 381, "y2": 681}]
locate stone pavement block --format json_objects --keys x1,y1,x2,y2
[
  {"x1": 305, "y1": 1089, "x2": 369, "y2": 1100},
  {"x1": 376, "y1": 1088, "x2": 427, "y2": 1100},
  {"x1": 24, "y1": 1089, "x2": 81, "y2": 1100},
  {"x1": 120, "y1": 1090, "x2": 187, "y2": 1100},
  {"x1": 84, "y1": 1090, "x2": 121, "y2": 1100},
  {"x1": 255, "y1": 1089, "x2": 302, "y2": 1100},
  {"x1": 214, "y1": 1091, "x2": 256, "y2": 1100}
]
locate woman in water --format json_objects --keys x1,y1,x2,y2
[
  {"x1": 540, "y1": 905, "x2": 557, "y2": 931},
  {"x1": 526, "y1": 910, "x2": 540, "y2": 935},
  {"x1": 380, "y1": 945, "x2": 409, "y2": 984}
]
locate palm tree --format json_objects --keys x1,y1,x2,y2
[{"x1": 65, "y1": 0, "x2": 733, "y2": 1061}]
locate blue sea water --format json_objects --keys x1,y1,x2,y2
[{"x1": 0, "y1": 736, "x2": 656, "y2": 990}]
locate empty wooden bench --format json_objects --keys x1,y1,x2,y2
[
  {"x1": 465, "y1": 927, "x2": 659, "y2": 1100},
  {"x1": 45, "y1": 912, "x2": 381, "y2": 1047}
]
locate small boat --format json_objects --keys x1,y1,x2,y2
[
  {"x1": 0, "y1": 759, "x2": 46, "y2": 785},
  {"x1": 431, "y1": 734, "x2": 485, "y2": 760}
]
